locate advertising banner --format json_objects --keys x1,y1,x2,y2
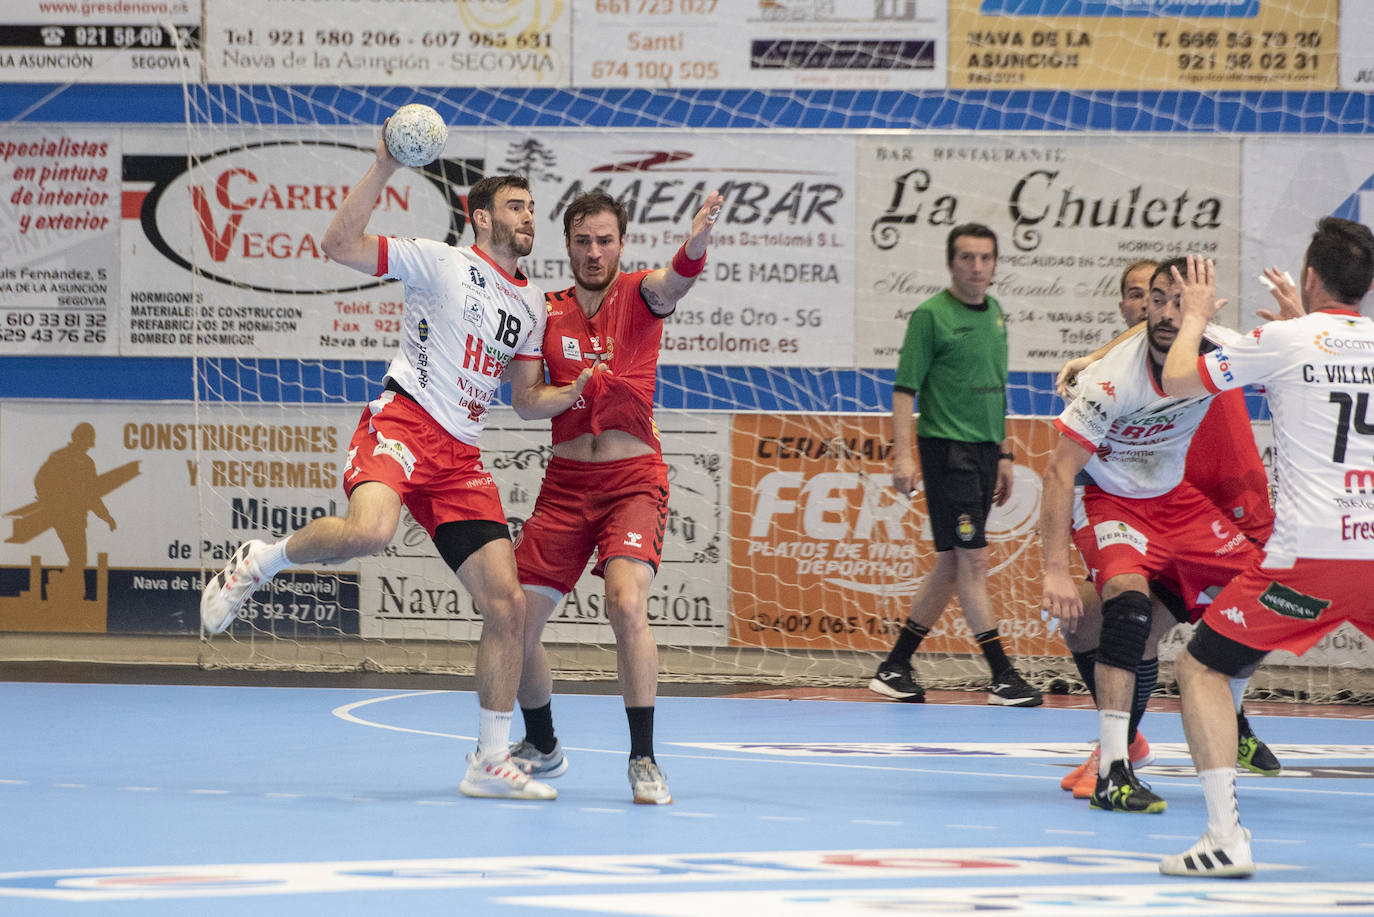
[
  {"x1": 572, "y1": 0, "x2": 946, "y2": 89},
  {"x1": 728, "y1": 414, "x2": 1059, "y2": 655},
  {"x1": 205, "y1": 0, "x2": 570, "y2": 86},
  {"x1": 357, "y1": 410, "x2": 731, "y2": 646},
  {"x1": 853, "y1": 133, "x2": 1241, "y2": 372},
  {"x1": 0, "y1": 400, "x2": 359, "y2": 636},
  {"x1": 1, "y1": 127, "x2": 121, "y2": 355},
  {"x1": 0, "y1": 6, "x2": 199, "y2": 83},
  {"x1": 504, "y1": 130, "x2": 855, "y2": 367},
  {"x1": 119, "y1": 125, "x2": 482, "y2": 358},
  {"x1": 948, "y1": 0, "x2": 1337, "y2": 90}
]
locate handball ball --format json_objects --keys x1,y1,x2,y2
[{"x1": 385, "y1": 104, "x2": 448, "y2": 167}]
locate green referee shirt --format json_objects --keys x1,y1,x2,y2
[{"x1": 894, "y1": 288, "x2": 1008, "y2": 444}]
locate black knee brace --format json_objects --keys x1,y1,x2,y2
[{"x1": 1097, "y1": 591, "x2": 1153, "y2": 672}]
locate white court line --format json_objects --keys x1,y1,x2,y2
[{"x1": 331, "y1": 692, "x2": 1374, "y2": 799}]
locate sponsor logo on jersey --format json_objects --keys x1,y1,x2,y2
[
  {"x1": 464, "y1": 296, "x2": 482, "y2": 325},
  {"x1": 561, "y1": 335, "x2": 581, "y2": 360},
  {"x1": 956, "y1": 513, "x2": 975, "y2": 541},
  {"x1": 1258, "y1": 581, "x2": 1330, "y2": 620},
  {"x1": 418, "y1": 318, "x2": 429, "y2": 342},
  {"x1": 1346, "y1": 469, "x2": 1374, "y2": 495},
  {"x1": 1093, "y1": 520, "x2": 1148, "y2": 554},
  {"x1": 1315, "y1": 331, "x2": 1374, "y2": 355},
  {"x1": 1213, "y1": 348, "x2": 1236, "y2": 383},
  {"x1": 467, "y1": 265, "x2": 486, "y2": 288},
  {"x1": 373, "y1": 434, "x2": 417, "y2": 479}
]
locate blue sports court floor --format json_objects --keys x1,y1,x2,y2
[{"x1": 3, "y1": 677, "x2": 1374, "y2": 915}]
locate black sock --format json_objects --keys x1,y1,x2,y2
[
  {"x1": 627, "y1": 705, "x2": 655, "y2": 761},
  {"x1": 1129, "y1": 657, "x2": 1159, "y2": 743},
  {"x1": 886, "y1": 620, "x2": 929, "y2": 665},
  {"x1": 1072, "y1": 650, "x2": 1098, "y2": 700},
  {"x1": 975, "y1": 628, "x2": 1012, "y2": 679},
  {"x1": 520, "y1": 702, "x2": 557, "y2": 754}
]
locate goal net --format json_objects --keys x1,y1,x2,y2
[{"x1": 142, "y1": 0, "x2": 1374, "y2": 702}]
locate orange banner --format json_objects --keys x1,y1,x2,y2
[{"x1": 729, "y1": 414, "x2": 1075, "y2": 656}]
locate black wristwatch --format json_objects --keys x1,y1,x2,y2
[{"x1": 998, "y1": 451, "x2": 1015, "y2": 462}]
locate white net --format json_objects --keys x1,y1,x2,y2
[{"x1": 158, "y1": 2, "x2": 1374, "y2": 702}]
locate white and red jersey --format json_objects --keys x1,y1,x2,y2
[
  {"x1": 376, "y1": 237, "x2": 544, "y2": 445},
  {"x1": 1057, "y1": 325, "x2": 1238, "y2": 498},
  {"x1": 544, "y1": 269, "x2": 663, "y2": 453},
  {"x1": 1198, "y1": 308, "x2": 1374, "y2": 564}
]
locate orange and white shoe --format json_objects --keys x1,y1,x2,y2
[
  {"x1": 1066, "y1": 744, "x2": 1101, "y2": 797},
  {"x1": 1129, "y1": 731, "x2": 1154, "y2": 768}
]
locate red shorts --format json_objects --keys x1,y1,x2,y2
[
  {"x1": 514, "y1": 453, "x2": 669, "y2": 594},
  {"x1": 1072, "y1": 481, "x2": 1259, "y2": 615},
  {"x1": 1201, "y1": 557, "x2": 1374, "y2": 656},
  {"x1": 341, "y1": 391, "x2": 505, "y2": 536}
]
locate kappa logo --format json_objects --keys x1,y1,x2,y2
[
  {"x1": 1220, "y1": 606, "x2": 1247, "y2": 627},
  {"x1": 1098, "y1": 380, "x2": 1117, "y2": 399}
]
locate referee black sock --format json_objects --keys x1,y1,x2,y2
[
  {"x1": 627, "y1": 705, "x2": 655, "y2": 762},
  {"x1": 974, "y1": 628, "x2": 1013, "y2": 679},
  {"x1": 886, "y1": 620, "x2": 930, "y2": 666},
  {"x1": 1072, "y1": 650, "x2": 1098, "y2": 701},
  {"x1": 520, "y1": 702, "x2": 558, "y2": 755}
]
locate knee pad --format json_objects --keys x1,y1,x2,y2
[{"x1": 1097, "y1": 591, "x2": 1153, "y2": 672}]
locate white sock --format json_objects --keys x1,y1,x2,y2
[
  {"x1": 476, "y1": 707, "x2": 513, "y2": 761},
  {"x1": 256, "y1": 539, "x2": 292, "y2": 578},
  {"x1": 1228, "y1": 676, "x2": 1247, "y2": 714},
  {"x1": 1199, "y1": 766, "x2": 1242, "y2": 837},
  {"x1": 1099, "y1": 709, "x2": 1130, "y2": 775}
]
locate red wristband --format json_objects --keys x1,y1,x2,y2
[{"x1": 672, "y1": 244, "x2": 706, "y2": 277}]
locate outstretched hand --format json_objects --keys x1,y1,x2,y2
[
  {"x1": 1172, "y1": 253, "x2": 1227, "y2": 323},
  {"x1": 685, "y1": 190, "x2": 725, "y2": 256},
  {"x1": 1256, "y1": 266, "x2": 1302, "y2": 321}
]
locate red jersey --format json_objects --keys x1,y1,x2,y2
[
  {"x1": 544, "y1": 269, "x2": 663, "y2": 452},
  {"x1": 1184, "y1": 388, "x2": 1275, "y2": 544}
]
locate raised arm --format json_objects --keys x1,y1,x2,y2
[
  {"x1": 639, "y1": 189, "x2": 724, "y2": 317},
  {"x1": 1162, "y1": 254, "x2": 1226, "y2": 397},
  {"x1": 321, "y1": 126, "x2": 402, "y2": 274}
]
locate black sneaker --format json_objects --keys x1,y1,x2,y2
[
  {"x1": 868, "y1": 660, "x2": 925, "y2": 702},
  {"x1": 988, "y1": 669, "x2": 1043, "y2": 707},
  {"x1": 1236, "y1": 709, "x2": 1281, "y2": 776},
  {"x1": 1090, "y1": 758, "x2": 1167, "y2": 813}
]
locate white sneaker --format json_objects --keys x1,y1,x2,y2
[
  {"x1": 460, "y1": 754, "x2": 557, "y2": 800},
  {"x1": 628, "y1": 756, "x2": 672, "y2": 805},
  {"x1": 510, "y1": 739, "x2": 569, "y2": 778},
  {"x1": 200, "y1": 540, "x2": 271, "y2": 635},
  {"x1": 1159, "y1": 827, "x2": 1254, "y2": 878}
]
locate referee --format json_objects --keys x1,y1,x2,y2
[{"x1": 868, "y1": 222, "x2": 1042, "y2": 707}]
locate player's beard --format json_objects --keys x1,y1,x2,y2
[
  {"x1": 490, "y1": 217, "x2": 533, "y2": 259},
  {"x1": 574, "y1": 259, "x2": 619, "y2": 292},
  {"x1": 1146, "y1": 318, "x2": 1177, "y2": 355}
]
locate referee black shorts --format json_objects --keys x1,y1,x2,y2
[{"x1": 917, "y1": 436, "x2": 1000, "y2": 552}]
